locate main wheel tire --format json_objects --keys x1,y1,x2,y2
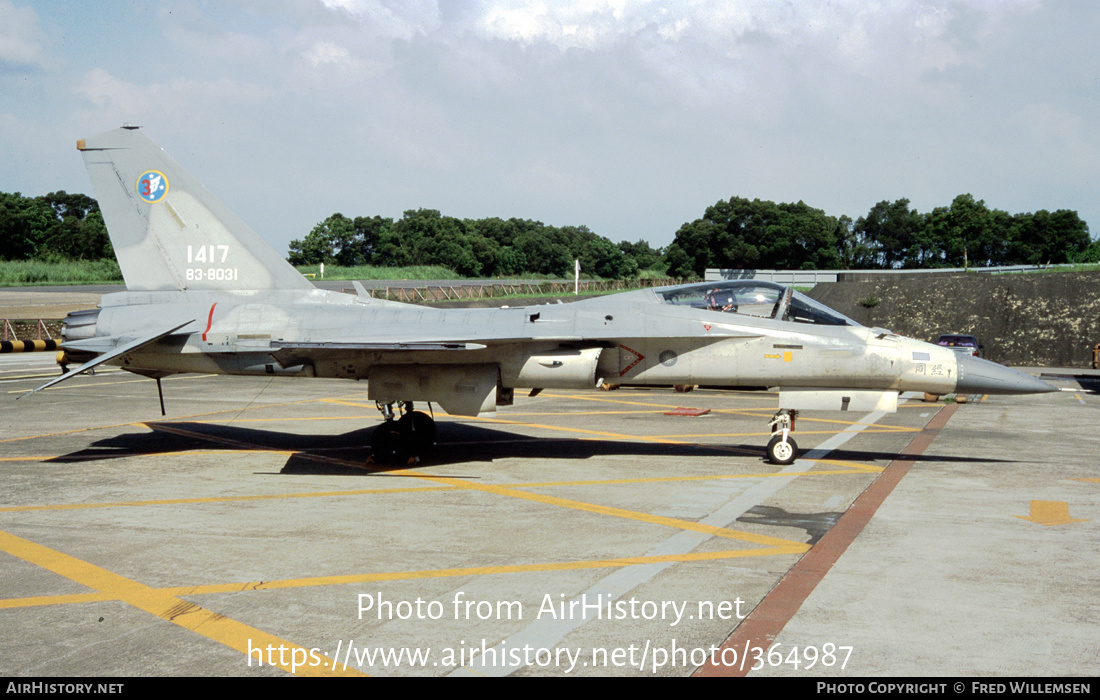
[
  {"x1": 397, "y1": 410, "x2": 437, "y2": 449},
  {"x1": 766, "y1": 435, "x2": 798, "y2": 465},
  {"x1": 371, "y1": 424, "x2": 411, "y2": 464}
]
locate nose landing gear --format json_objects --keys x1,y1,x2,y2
[
  {"x1": 370, "y1": 401, "x2": 437, "y2": 465},
  {"x1": 766, "y1": 409, "x2": 799, "y2": 465}
]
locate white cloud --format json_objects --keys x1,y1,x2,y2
[
  {"x1": 2, "y1": 0, "x2": 1096, "y2": 254},
  {"x1": 1012, "y1": 102, "x2": 1097, "y2": 175},
  {"x1": 151, "y1": 1, "x2": 281, "y2": 76},
  {"x1": 320, "y1": 0, "x2": 441, "y2": 39},
  {"x1": 76, "y1": 68, "x2": 272, "y2": 121},
  {"x1": 0, "y1": 0, "x2": 46, "y2": 69},
  {"x1": 303, "y1": 40, "x2": 354, "y2": 67}
]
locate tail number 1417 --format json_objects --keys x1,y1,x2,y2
[{"x1": 187, "y1": 245, "x2": 230, "y2": 263}]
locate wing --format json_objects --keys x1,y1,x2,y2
[{"x1": 19, "y1": 320, "x2": 195, "y2": 398}]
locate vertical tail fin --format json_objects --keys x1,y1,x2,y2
[{"x1": 78, "y1": 126, "x2": 313, "y2": 291}]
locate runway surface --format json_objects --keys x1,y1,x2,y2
[{"x1": 1, "y1": 352, "x2": 1096, "y2": 676}]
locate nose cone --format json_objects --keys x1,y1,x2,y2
[{"x1": 955, "y1": 354, "x2": 1056, "y2": 395}]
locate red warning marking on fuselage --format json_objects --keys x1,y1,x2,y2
[
  {"x1": 618, "y1": 344, "x2": 645, "y2": 377},
  {"x1": 202, "y1": 303, "x2": 218, "y2": 341}
]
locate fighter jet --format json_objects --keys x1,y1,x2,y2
[{"x1": 23, "y1": 126, "x2": 1055, "y2": 465}]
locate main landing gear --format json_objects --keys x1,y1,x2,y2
[
  {"x1": 370, "y1": 401, "x2": 437, "y2": 465},
  {"x1": 766, "y1": 409, "x2": 799, "y2": 465}
]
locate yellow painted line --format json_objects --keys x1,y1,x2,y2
[
  {"x1": 0, "y1": 415, "x2": 206, "y2": 446},
  {"x1": 784, "y1": 416, "x2": 919, "y2": 432},
  {"x1": 185, "y1": 415, "x2": 366, "y2": 424},
  {"x1": 5, "y1": 396, "x2": 861, "y2": 555},
  {"x1": 1073, "y1": 478, "x2": 1100, "y2": 483},
  {"x1": 469, "y1": 415, "x2": 693, "y2": 445},
  {"x1": 707, "y1": 408, "x2": 790, "y2": 417},
  {"x1": 7, "y1": 423, "x2": 804, "y2": 550},
  {"x1": 0, "y1": 455, "x2": 72, "y2": 462},
  {"x1": 321, "y1": 399, "x2": 377, "y2": 409},
  {"x1": 4, "y1": 372, "x2": 207, "y2": 395},
  {"x1": 412, "y1": 473, "x2": 807, "y2": 550},
  {"x1": 804, "y1": 458, "x2": 884, "y2": 472},
  {"x1": 0, "y1": 450, "x2": 301, "y2": 465},
  {"x1": 0, "y1": 425, "x2": 142, "y2": 445},
  {"x1": 504, "y1": 396, "x2": 918, "y2": 436},
  {"x1": 547, "y1": 390, "x2": 781, "y2": 405},
  {"x1": 504, "y1": 466, "x2": 881, "y2": 488},
  {"x1": 1, "y1": 463, "x2": 880, "y2": 513},
  {"x1": 163, "y1": 547, "x2": 806, "y2": 595},
  {"x1": 1, "y1": 390, "x2": 377, "y2": 444},
  {"x1": 540, "y1": 392, "x2": 726, "y2": 411},
  {"x1": 484, "y1": 410, "x2": 677, "y2": 416},
  {"x1": 0, "y1": 591, "x2": 117, "y2": 609},
  {"x1": 0, "y1": 529, "x2": 363, "y2": 676},
  {"x1": 643, "y1": 428, "x2": 910, "y2": 439},
  {"x1": 475, "y1": 413, "x2": 913, "y2": 447},
  {"x1": 0, "y1": 485, "x2": 458, "y2": 513},
  {"x1": 2, "y1": 546, "x2": 805, "y2": 611},
  {"x1": 0, "y1": 368, "x2": 123, "y2": 381}
]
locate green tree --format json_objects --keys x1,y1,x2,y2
[
  {"x1": 663, "y1": 240, "x2": 696, "y2": 279},
  {"x1": 1007, "y1": 209, "x2": 1090, "y2": 265},
  {"x1": 513, "y1": 226, "x2": 574, "y2": 277},
  {"x1": 40, "y1": 209, "x2": 113, "y2": 261},
  {"x1": 666, "y1": 196, "x2": 843, "y2": 276},
  {"x1": 926, "y1": 194, "x2": 1001, "y2": 268},
  {"x1": 854, "y1": 199, "x2": 928, "y2": 268},
  {"x1": 619, "y1": 239, "x2": 664, "y2": 272},
  {"x1": 0, "y1": 192, "x2": 51, "y2": 260},
  {"x1": 1076, "y1": 237, "x2": 1100, "y2": 263},
  {"x1": 352, "y1": 215, "x2": 392, "y2": 265},
  {"x1": 287, "y1": 213, "x2": 360, "y2": 265}
]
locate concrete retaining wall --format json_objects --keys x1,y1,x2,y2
[{"x1": 807, "y1": 271, "x2": 1100, "y2": 367}]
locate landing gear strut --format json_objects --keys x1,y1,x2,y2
[
  {"x1": 370, "y1": 401, "x2": 437, "y2": 465},
  {"x1": 766, "y1": 409, "x2": 799, "y2": 465}
]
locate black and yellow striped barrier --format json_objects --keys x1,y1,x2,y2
[{"x1": 0, "y1": 339, "x2": 59, "y2": 353}]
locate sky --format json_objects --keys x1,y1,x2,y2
[{"x1": 1, "y1": 0, "x2": 1097, "y2": 256}]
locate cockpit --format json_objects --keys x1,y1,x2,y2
[{"x1": 658, "y1": 280, "x2": 857, "y2": 326}]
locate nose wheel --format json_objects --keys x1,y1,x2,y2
[
  {"x1": 766, "y1": 409, "x2": 799, "y2": 465},
  {"x1": 370, "y1": 402, "x2": 437, "y2": 465}
]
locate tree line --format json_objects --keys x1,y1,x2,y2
[
  {"x1": 0, "y1": 191, "x2": 112, "y2": 261},
  {"x1": 665, "y1": 194, "x2": 1096, "y2": 278},
  {"x1": 287, "y1": 209, "x2": 663, "y2": 279},
  {"x1": 2, "y1": 189, "x2": 1097, "y2": 280}
]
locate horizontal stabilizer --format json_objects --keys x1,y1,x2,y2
[{"x1": 20, "y1": 320, "x2": 195, "y2": 398}]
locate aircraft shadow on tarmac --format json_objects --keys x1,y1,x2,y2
[{"x1": 43, "y1": 420, "x2": 1011, "y2": 476}]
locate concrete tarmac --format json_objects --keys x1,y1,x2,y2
[{"x1": 0, "y1": 352, "x2": 1096, "y2": 677}]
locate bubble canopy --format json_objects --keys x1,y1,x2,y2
[{"x1": 657, "y1": 280, "x2": 858, "y2": 326}]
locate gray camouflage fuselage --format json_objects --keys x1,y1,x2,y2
[{"x1": 31, "y1": 126, "x2": 1053, "y2": 430}]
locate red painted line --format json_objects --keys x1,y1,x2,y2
[
  {"x1": 201, "y1": 302, "x2": 217, "y2": 341},
  {"x1": 693, "y1": 403, "x2": 959, "y2": 677}
]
